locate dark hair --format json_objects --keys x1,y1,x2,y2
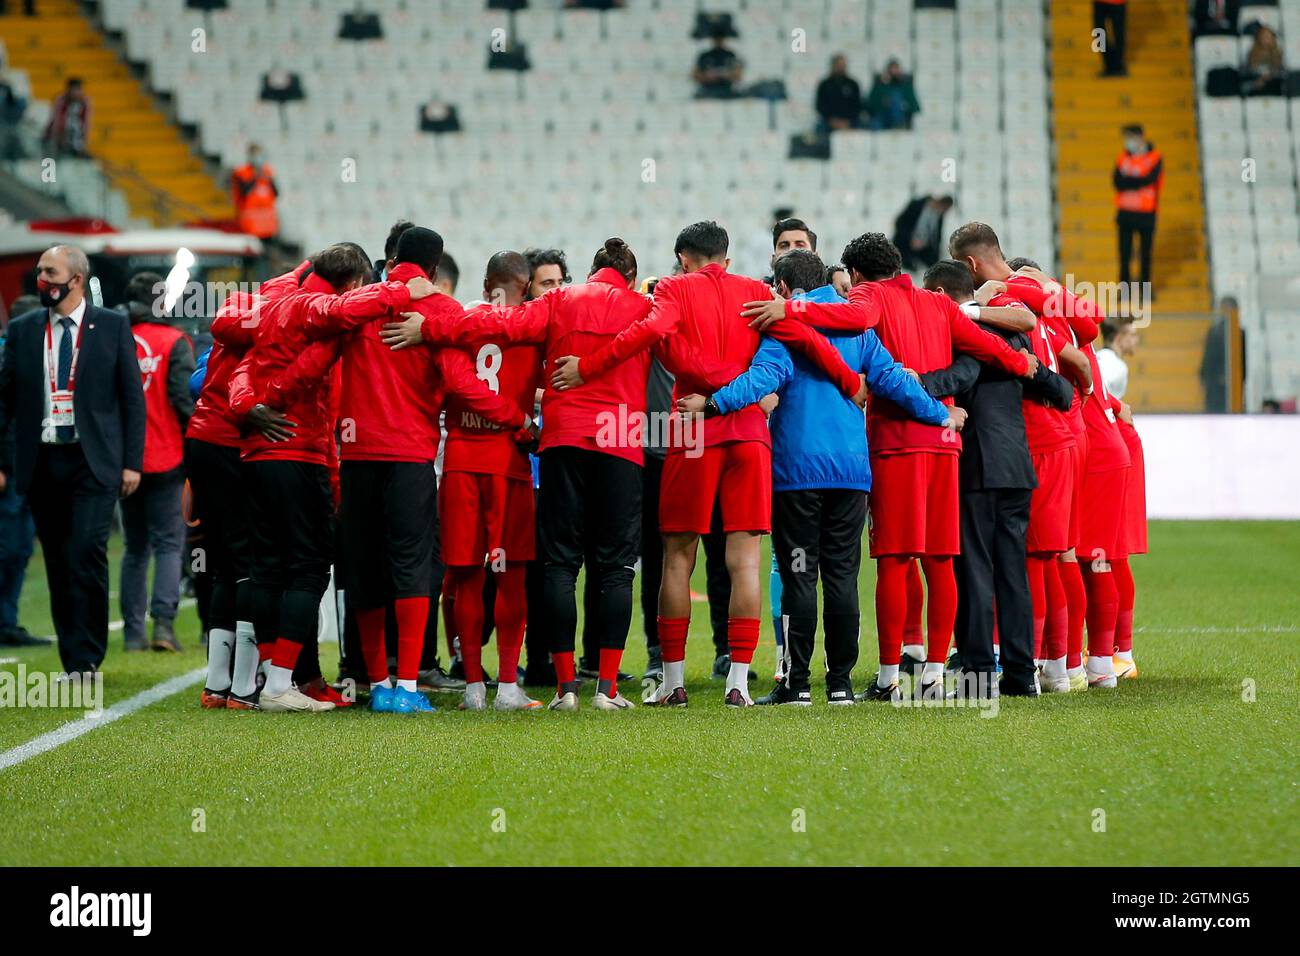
[
  {"x1": 591, "y1": 237, "x2": 637, "y2": 283},
  {"x1": 438, "y1": 251, "x2": 459, "y2": 292},
  {"x1": 674, "y1": 220, "x2": 729, "y2": 260},
  {"x1": 312, "y1": 243, "x2": 373, "y2": 290},
  {"x1": 394, "y1": 226, "x2": 444, "y2": 276},
  {"x1": 826, "y1": 263, "x2": 847, "y2": 282},
  {"x1": 523, "y1": 247, "x2": 570, "y2": 283},
  {"x1": 383, "y1": 219, "x2": 415, "y2": 260},
  {"x1": 123, "y1": 271, "x2": 165, "y2": 322},
  {"x1": 1101, "y1": 316, "x2": 1134, "y2": 346},
  {"x1": 484, "y1": 250, "x2": 530, "y2": 289},
  {"x1": 772, "y1": 249, "x2": 827, "y2": 297},
  {"x1": 1122, "y1": 123, "x2": 1144, "y2": 136},
  {"x1": 923, "y1": 259, "x2": 975, "y2": 301},
  {"x1": 947, "y1": 221, "x2": 1003, "y2": 262},
  {"x1": 840, "y1": 232, "x2": 901, "y2": 282},
  {"x1": 1006, "y1": 256, "x2": 1040, "y2": 271},
  {"x1": 772, "y1": 217, "x2": 817, "y2": 251}
]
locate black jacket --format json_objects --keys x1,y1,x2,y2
[
  {"x1": 921, "y1": 325, "x2": 1073, "y2": 492},
  {"x1": 0, "y1": 305, "x2": 145, "y2": 494}
]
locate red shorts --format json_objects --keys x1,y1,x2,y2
[
  {"x1": 1078, "y1": 466, "x2": 1129, "y2": 565},
  {"x1": 868, "y1": 451, "x2": 960, "y2": 557},
  {"x1": 659, "y1": 441, "x2": 771, "y2": 534},
  {"x1": 1122, "y1": 433, "x2": 1147, "y2": 555},
  {"x1": 439, "y1": 471, "x2": 536, "y2": 567},
  {"x1": 1068, "y1": 433, "x2": 1088, "y2": 550},
  {"x1": 1027, "y1": 446, "x2": 1074, "y2": 555}
]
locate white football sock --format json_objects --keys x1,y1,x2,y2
[
  {"x1": 1114, "y1": 649, "x2": 1133, "y2": 662},
  {"x1": 396, "y1": 678, "x2": 416, "y2": 692},
  {"x1": 726, "y1": 661, "x2": 749, "y2": 692},
  {"x1": 663, "y1": 659, "x2": 685, "y2": 691},
  {"x1": 922, "y1": 661, "x2": 944, "y2": 681},
  {"x1": 1044, "y1": 657, "x2": 1068, "y2": 679},
  {"x1": 230, "y1": 622, "x2": 259, "y2": 698},
  {"x1": 902, "y1": 643, "x2": 924, "y2": 661},
  {"x1": 370, "y1": 678, "x2": 392, "y2": 691},
  {"x1": 1067, "y1": 664, "x2": 1085, "y2": 679},
  {"x1": 879, "y1": 664, "x2": 899, "y2": 687},
  {"x1": 264, "y1": 664, "x2": 293, "y2": 697},
  {"x1": 1086, "y1": 656, "x2": 1115, "y2": 678},
  {"x1": 205, "y1": 627, "x2": 235, "y2": 692}
]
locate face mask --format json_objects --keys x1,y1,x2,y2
[{"x1": 36, "y1": 278, "x2": 73, "y2": 309}]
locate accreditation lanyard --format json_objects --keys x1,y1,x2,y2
[{"x1": 46, "y1": 316, "x2": 83, "y2": 426}]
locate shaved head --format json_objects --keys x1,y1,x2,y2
[{"x1": 483, "y1": 250, "x2": 530, "y2": 307}]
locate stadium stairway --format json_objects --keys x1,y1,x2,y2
[
  {"x1": 1051, "y1": 0, "x2": 1213, "y2": 411},
  {"x1": 0, "y1": 0, "x2": 229, "y2": 224}
]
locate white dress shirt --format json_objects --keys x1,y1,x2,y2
[
  {"x1": 41, "y1": 298, "x2": 87, "y2": 443},
  {"x1": 1096, "y1": 346, "x2": 1129, "y2": 400}
]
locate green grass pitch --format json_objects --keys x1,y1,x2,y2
[{"x1": 1, "y1": 520, "x2": 1296, "y2": 866}]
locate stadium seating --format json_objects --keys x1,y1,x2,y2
[
  {"x1": 97, "y1": 0, "x2": 1054, "y2": 279},
  {"x1": 1195, "y1": 0, "x2": 1300, "y2": 405}
]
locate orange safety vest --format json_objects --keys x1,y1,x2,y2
[
  {"x1": 1115, "y1": 148, "x2": 1162, "y2": 213},
  {"x1": 232, "y1": 163, "x2": 279, "y2": 239}
]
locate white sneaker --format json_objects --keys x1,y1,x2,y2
[
  {"x1": 1087, "y1": 658, "x2": 1118, "y2": 689},
  {"x1": 260, "y1": 686, "x2": 334, "y2": 713},
  {"x1": 547, "y1": 691, "x2": 579, "y2": 712},
  {"x1": 460, "y1": 681, "x2": 487, "y2": 711},
  {"x1": 494, "y1": 682, "x2": 542, "y2": 711},
  {"x1": 592, "y1": 691, "x2": 635, "y2": 711}
]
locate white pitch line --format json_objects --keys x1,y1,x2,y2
[
  {"x1": 0, "y1": 667, "x2": 206, "y2": 773},
  {"x1": 1134, "y1": 625, "x2": 1298, "y2": 635}
]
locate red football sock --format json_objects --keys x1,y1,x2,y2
[
  {"x1": 553, "y1": 650, "x2": 576, "y2": 694},
  {"x1": 493, "y1": 566, "x2": 527, "y2": 685},
  {"x1": 257, "y1": 641, "x2": 275, "y2": 663},
  {"x1": 1113, "y1": 557, "x2": 1135, "y2": 654},
  {"x1": 1043, "y1": 558, "x2": 1068, "y2": 661},
  {"x1": 1028, "y1": 556, "x2": 1048, "y2": 660},
  {"x1": 270, "y1": 638, "x2": 303, "y2": 672},
  {"x1": 903, "y1": 558, "x2": 924, "y2": 646},
  {"x1": 393, "y1": 596, "x2": 429, "y2": 683},
  {"x1": 727, "y1": 617, "x2": 759, "y2": 665},
  {"x1": 657, "y1": 616, "x2": 689, "y2": 663},
  {"x1": 1081, "y1": 565, "x2": 1118, "y2": 659},
  {"x1": 1059, "y1": 558, "x2": 1087, "y2": 668},
  {"x1": 356, "y1": 606, "x2": 388, "y2": 684},
  {"x1": 598, "y1": 647, "x2": 623, "y2": 697},
  {"x1": 450, "y1": 567, "x2": 486, "y2": 683},
  {"x1": 875, "y1": 556, "x2": 910, "y2": 666},
  {"x1": 920, "y1": 556, "x2": 956, "y2": 663}
]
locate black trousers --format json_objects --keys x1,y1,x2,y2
[
  {"x1": 639, "y1": 453, "x2": 665, "y2": 650},
  {"x1": 771, "y1": 488, "x2": 866, "y2": 692},
  {"x1": 184, "y1": 439, "x2": 251, "y2": 634},
  {"x1": 954, "y1": 488, "x2": 1035, "y2": 684},
  {"x1": 339, "y1": 460, "x2": 436, "y2": 609},
  {"x1": 27, "y1": 444, "x2": 116, "y2": 673},
  {"x1": 244, "y1": 459, "x2": 333, "y2": 656},
  {"x1": 538, "y1": 446, "x2": 641, "y2": 655},
  {"x1": 1117, "y1": 210, "x2": 1155, "y2": 286},
  {"x1": 1093, "y1": 1, "x2": 1126, "y2": 74}
]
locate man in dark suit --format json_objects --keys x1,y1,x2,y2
[
  {"x1": 918, "y1": 260, "x2": 1071, "y2": 698},
  {"x1": 0, "y1": 244, "x2": 145, "y2": 675},
  {"x1": 893, "y1": 194, "x2": 953, "y2": 272}
]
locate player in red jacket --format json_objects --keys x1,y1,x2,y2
[
  {"x1": 437, "y1": 251, "x2": 546, "y2": 712},
  {"x1": 228, "y1": 243, "x2": 433, "y2": 713},
  {"x1": 549, "y1": 222, "x2": 868, "y2": 707},
  {"x1": 380, "y1": 238, "x2": 656, "y2": 712},
  {"x1": 297, "y1": 228, "x2": 535, "y2": 715},
  {"x1": 188, "y1": 259, "x2": 309, "y2": 708}
]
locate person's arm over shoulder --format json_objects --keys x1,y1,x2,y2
[
  {"x1": 257, "y1": 260, "x2": 311, "y2": 301},
  {"x1": 575, "y1": 282, "x2": 674, "y2": 382},
  {"x1": 228, "y1": 351, "x2": 256, "y2": 418},
  {"x1": 166, "y1": 336, "x2": 196, "y2": 424},
  {"x1": 783, "y1": 281, "x2": 878, "y2": 331},
  {"x1": 116, "y1": 312, "x2": 146, "y2": 473},
  {"x1": 299, "y1": 281, "x2": 412, "y2": 340},
  {"x1": 765, "y1": 320, "x2": 861, "y2": 397},
  {"x1": 210, "y1": 294, "x2": 260, "y2": 348},
  {"x1": 943, "y1": 295, "x2": 1030, "y2": 376},
  {"x1": 434, "y1": 348, "x2": 530, "y2": 430},
  {"x1": 862, "y1": 331, "x2": 951, "y2": 425},
  {"x1": 712, "y1": 337, "x2": 794, "y2": 415},
  {"x1": 264, "y1": 338, "x2": 343, "y2": 411},
  {"x1": 1024, "y1": 364, "x2": 1074, "y2": 412},
  {"x1": 425, "y1": 293, "x2": 551, "y2": 347},
  {"x1": 919, "y1": 353, "x2": 981, "y2": 400}
]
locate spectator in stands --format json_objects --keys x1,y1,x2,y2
[
  {"x1": 0, "y1": 50, "x2": 29, "y2": 159},
  {"x1": 433, "y1": 252, "x2": 459, "y2": 297},
  {"x1": 815, "y1": 54, "x2": 863, "y2": 132},
  {"x1": 1094, "y1": 0, "x2": 1128, "y2": 78},
  {"x1": 120, "y1": 272, "x2": 194, "y2": 653},
  {"x1": 864, "y1": 59, "x2": 919, "y2": 130},
  {"x1": 693, "y1": 34, "x2": 743, "y2": 99},
  {"x1": 1200, "y1": 297, "x2": 1239, "y2": 412},
  {"x1": 1097, "y1": 317, "x2": 1138, "y2": 399},
  {"x1": 565, "y1": 0, "x2": 626, "y2": 7},
  {"x1": 418, "y1": 98, "x2": 462, "y2": 134},
  {"x1": 1193, "y1": 0, "x2": 1240, "y2": 37},
  {"x1": 0, "y1": 292, "x2": 42, "y2": 648},
  {"x1": 1242, "y1": 25, "x2": 1284, "y2": 96},
  {"x1": 230, "y1": 143, "x2": 279, "y2": 240},
  {"x1": 523, "y1": 248, "x2": 571, "y2": 298},
  {"x1": 893, "y1": 194, "x2": 954, "y2": 272},
  {"x1": 43, "y1": 77, "x2": 89, "y2": 157},
  {"x1": 1113, "y1": 124, "x2": 1162, "y2": 291}
]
